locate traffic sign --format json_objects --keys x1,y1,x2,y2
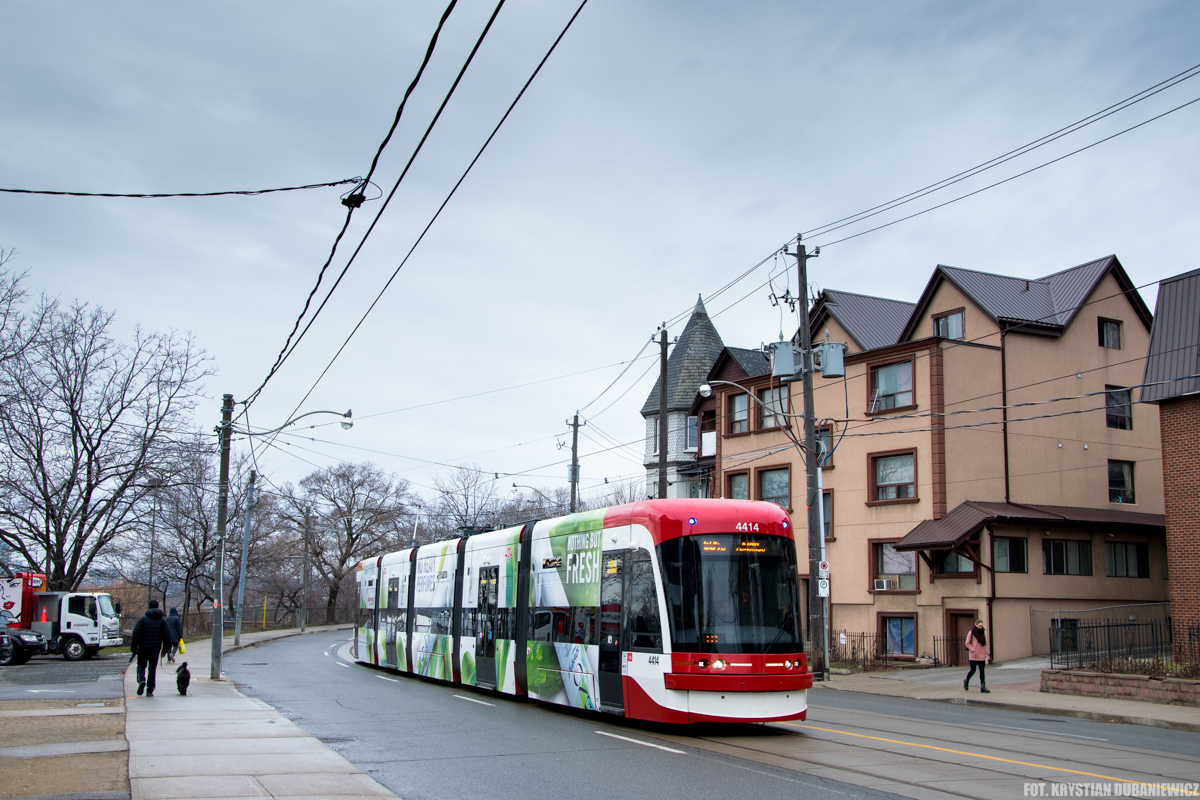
[{"x1": 817, "y1": 578, "x2": 830, "y2": 597}]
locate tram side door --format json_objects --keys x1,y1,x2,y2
[
  {"x1": 477, "y1": 566, "x2": 499, "y2": 689},
  {"x1": 597, "y1": 552, "x2": 624, "y2": 712}
]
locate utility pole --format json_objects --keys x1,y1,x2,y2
[
  {"x1": 569, "y1": 413, "x2": 582, "y2": 513},
  {"x1": 658, "y1": 327, "x2": 669, "y2": 499},
  {"x1": 301, "y1": 510, "x2": 311, "y2": 633},
  {"x1": 789, "y1": 237, "x2": 827, "y2": 682},
  {"x1": 233, "y1": 471, "x2": 256, "y2": 647},
  {"x1": 210, "y1": 393, "x2": 233, "y2": 680}
]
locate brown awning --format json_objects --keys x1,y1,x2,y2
[{"x1": 894, "y1": 501, "x2": 1165, "y2": 552}]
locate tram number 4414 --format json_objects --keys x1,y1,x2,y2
[{"x1": 734, "y1": 522, "x2": 760, "y2": 532}]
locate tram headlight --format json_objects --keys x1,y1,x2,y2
[
  {"x1": 712, "y1": 660, "x2": 726, "y2": 671},
  {"x1": 697, "y1": 659, "x2": 707, "y2": 669},
  {"x1": 785, "y1": 660, "x2": 793, "y2": 670}
]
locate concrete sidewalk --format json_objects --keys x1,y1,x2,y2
[
  {"x1": 819, "y1": 659, "x2": 1200, "y2": 732},
  {"x1": 123, "y1": 625, "x2": 397, "y2": 800}
]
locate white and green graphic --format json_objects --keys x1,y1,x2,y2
[
  {"x1": 530, "y1": 510, "x2": 604, "y2": 607},
  {"x1": 413, "y1": 540, "x2": 458, "y2": 681}
]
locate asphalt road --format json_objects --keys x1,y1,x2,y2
[
  {"x1": 222, "y1": 631, "x2": 1200, "y2": 800},
  {"x1": 223, "y1": 631, "x2": 906, "y2": 800},
  {"x1": 0, "y1": 649, "x2": 129, "y2": 699}
]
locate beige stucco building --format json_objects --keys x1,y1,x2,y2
[{"x1": 696, "y1": 256, "x2": 1167, "y2": 662}]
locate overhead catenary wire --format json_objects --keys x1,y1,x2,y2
[
  {"x1": 279, "y1": 0, "x2": 589, "y2": 423},
  {"x1": 240, "y1": 0, "x2": 464, "y2": 416}
]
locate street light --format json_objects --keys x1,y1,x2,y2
[
  {"x1": 512, "y1": 483, "x2": 563, "y2": 511},
  {"x1": 209, "y1": 400, "x2": 353, "y2": 681}
]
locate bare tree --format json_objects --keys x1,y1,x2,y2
[
  {"x1": 431, "y1": 464, "x2": 502, "y2": 535},
  {"x1": 0, "y1": 297, "x2": 211, "y2": 590},
  {"x1": 278, "y1": 462, "x2": 412, "y2": 624}
]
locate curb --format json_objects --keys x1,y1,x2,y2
[{"x1": 818, "y1": 682, "x2": 1200, "y2": 733}]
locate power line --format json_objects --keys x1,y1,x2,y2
[
  {"x1": 814, "y1": 94, "x2": 1200, "y2": 249},
  {"x1": 240, "y1": 0, "x2": 463, "y2": 416},
  {"x1": 802, "y1": 62, "x2": 1200, "y2": 240},
  {"x1": 280, "y1": 0, "x2": 589, "y2": 421},
  {"x1": 0, "y1": 178, "x2": 361, "y2": 199}
]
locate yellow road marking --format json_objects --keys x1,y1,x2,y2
[{"x1": 783, "y1": 722, "x2": 1200, "y2": 796}]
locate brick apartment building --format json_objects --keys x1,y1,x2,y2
[
  {"x1": 691, "y1": 255, "x2": 1167, "y2": 661},
  {"x1": 1141, "y1": 266, "x2": 1200, "y2": 631}
]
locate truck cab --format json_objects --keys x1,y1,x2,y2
[{"x1": 32, "y1": 591, "x2": 124, "y2": 660}]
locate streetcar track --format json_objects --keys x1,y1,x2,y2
[{"x1": 801, "y1": 706, "x2": 1200, "y2": 774}]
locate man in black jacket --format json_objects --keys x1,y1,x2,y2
[
  {"x1": 131, "y1": 600, "x2": 169, "y2": 697},
  {"x1": 164, "y1": 607, "x2": 183, "y2": 663}
]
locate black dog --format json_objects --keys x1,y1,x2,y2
[{"x1": 176, "y1": 662, "x2": 190, "y2": 696}]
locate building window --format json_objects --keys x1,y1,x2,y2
[
  {"x1": 873, "y1": 543, "x2": 916, "y2": 590},
  {"x1": 870, "y1": 359, "x2": 914, "y2": 412},
  {"x1": 758, "y1": 468, "x2": 789, "y2": 508},
  {"x1": 700, "y1": 410, "x2": 716, "y2": 456},
  {"x1": 821, "y1": 491, "x2": 833, "y2": 539},
  {"x1": 687, "y1": 481, "x2": 706, "y2": 499},
  {"x1": 758, "y1": 386, "x2": 788, "y2": 429},
  {"x1": 1043, "y1": 539, "x2": 1093, "y2": 576},
  {"x1": 882, "y1": 615, "x2": 916, "y2": 656},
  {"x1": 993, "y1": 537, "x2": 1027, "y2": 573},
  {"x1": 817, "y1": 427, "x2": 833, "y2": 468},
  {"x1": 1108, "y1": 460, "x2": 1135, "y2": 504},
  {"x1": 1105, "y1": 387, "x2": 1132, "y2": 430},
  {"x1": 1106, "y1": 542, "x2": 1149, "y2": 578},
  {"x1": 1098, "y1": 318, "x2": 1122, "y2": 349},
  {"x1": 652, "y1": 418, "x2": 660, "y2": 456},
  {"x1": 933, "y1": 310, "x2": 964, "y2": 339},
  {"x1": 727, "y1": 472, "x2": 748, "y2": 500},
  {"x1": 729, "y1": 394, "x2": 749, "y2": 434},
  {"x1": 686, "y1": 415, "x2": 699, "y2": 451},
  {"x1": 870, "y1": 451, "x2": 916, "y2": 503},
  {"x1": 935, "y1": 550, "x2": 975, "y2": 575}
]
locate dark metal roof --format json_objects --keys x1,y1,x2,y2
[
  {"x1": 810, "y1": 289, "x2": 916, "y2": 351},
  {"x1": 898, "y1": 255, "x2": 1152, "y2": 342},
  {"x1": 1141, "y1": 267, "x2": 1200, "y2": 404},
  {"x1": 727, "y1": 347, "x2": 770, "y2": 378},
  {"x1": 894, "y1": 501, "x2": 1165, "y2": 551},
  {"x1": 641, "y1": 298, "x2": 726, "y2": 416}
]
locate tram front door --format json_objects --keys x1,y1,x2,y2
[
  {"x1": 476, "y1": 566, "x2": 499, "y2": 689},
  {"x1": 597, "y1": 552, "x2": 624, "y2": 712}
]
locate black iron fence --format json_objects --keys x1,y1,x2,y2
[
  {"x1": 1049, "y1": 620, "x2": 1200, "y2": 678},
  {"x1": 828, "y1": 630, "x2": 890, "y2": 671},
  {"x1": 933, "y1": 635, "x2": 965, "y2": 667}
]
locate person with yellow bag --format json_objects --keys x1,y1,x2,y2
[{"x1": 164, "y1": 607, "x2": 184, "y2": 664}]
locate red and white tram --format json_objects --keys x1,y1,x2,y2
[{"x1": 353, "y1": 498, "x2": 812, "y2": 724}]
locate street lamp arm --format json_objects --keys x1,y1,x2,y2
[
  {"x1": 512, "y1": 483, "x2": 561, "y2": 507},
  {"x1": 232, "y1": 408, "x2": 352, "y2": 436}
]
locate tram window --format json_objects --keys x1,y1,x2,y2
[
  {"x1": 628, "y1": 552, "x2": 663, "y2": 651},
  {"x1": 567, "y1": 606, "x2": 597, "y2": 645},
  {"x1": 531, "y1": 610, "x2": 553, "y2": 642},
  {"x1": 550, "y1": 608, "x2": 573, "y2": 644},
  {"x1": 462, "y1": 609, "x2": 475, "y2": 637},
  {"x1": 387, "y1": 578, "x2": 400, "y2": 610}
]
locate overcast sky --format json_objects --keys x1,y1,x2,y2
[{"x1": 2, "y1": 1, "x2": 1198, "y2": 505}]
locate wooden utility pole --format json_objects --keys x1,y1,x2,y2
[
  {"x1": 569, "y1": 413, "x2": 581, "y2": 513},
  {"x1": 792, "y1": 239, "x2": 828, "y2": 681},
  {"x1": 658, "y1": 328, "x2": 669, "y2": 499},
  {"x1": 210, "y1": 393, "x2": 233, "y2": 680}
]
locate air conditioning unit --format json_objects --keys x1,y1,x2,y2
[{"x1": 873, "y1": 578, "x2": 894, "y2": 591}]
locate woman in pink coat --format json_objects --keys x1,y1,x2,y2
[{"x1": 963, "y1": 620, "x2": 990, "y2": 693}]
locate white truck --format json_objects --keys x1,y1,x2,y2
[{"x1": 1, "y1": 573, "x2": 123, "y2": 662}]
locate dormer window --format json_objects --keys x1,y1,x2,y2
[
  {"x1": 1098, "y1": 318, "x2": 1122, "y2": 349},
  {"x1": 932, "y1": 310, "x2": 964, "y2": 340}
]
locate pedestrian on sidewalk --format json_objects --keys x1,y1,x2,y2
[
  {"x1": 164, "y1": 606, "x2": 183, "y2": 663},
  {"x1": 131, "y1": 600, "x2": 169, "y2": 697},
  {"x1": 963, "y1": 620, "x2": 991, "y2": 693}
]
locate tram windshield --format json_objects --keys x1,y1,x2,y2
[{"x1": 658, "y1": 534, "x2": 801, "y2": 654}]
